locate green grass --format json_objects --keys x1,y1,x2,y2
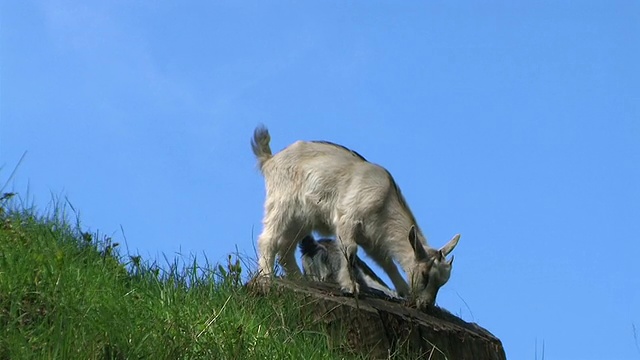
[{"x1": 0, "y1": 195, "x2": 352, "y2": 359}]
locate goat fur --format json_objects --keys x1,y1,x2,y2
[{"x1": 251, "y1": 125, "x2": 460, "y2": 307}]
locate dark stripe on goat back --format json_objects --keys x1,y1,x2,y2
[{"x1": 310, "y1": 140, "x2": 368, "y2": 162}]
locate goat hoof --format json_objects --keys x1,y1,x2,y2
[
  {"x1": 340, "y1": 283, "x2": 360, "y2": 297},
  {"x1": 246, "y1": 274, "x2": 272, "y2": 295}
]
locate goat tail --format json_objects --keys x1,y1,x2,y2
[{"x1": 251, "y1": 125, "x2": 273, "y2": 171}]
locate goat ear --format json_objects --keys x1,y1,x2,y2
[
  {"x1": 408, "y1": 225, "x2": 428, "y2": 261},
  {"x1": 439, "y1": 234, "x2": 460, "y2": 256},
  {"x1": 447, "y1": 255, "x2": 454, "y2": 266}
]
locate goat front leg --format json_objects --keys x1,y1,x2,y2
[
  {"x1": 359, "y1": 234, "x2": 410, "y2": 297},
  {"x1": 335, "y1": 223, "x2": 360, "y2": 295},
  {"x1": 375, "y1": 256, "x2": 410, "y2": 297}
]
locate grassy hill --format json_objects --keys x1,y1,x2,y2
[{"x1": 0, "y1": 195, "x2": 356, "y2": 359}]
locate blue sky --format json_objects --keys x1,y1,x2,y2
[{"x1": 2, "y1": 1, "x2": 639, "y2": 359}]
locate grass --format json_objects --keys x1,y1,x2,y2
[{"x1": 0, "y1": 194, "x2": 353, "y2": 360}]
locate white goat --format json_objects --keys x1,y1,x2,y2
[
  {"x1": 299, "y1": 235, "x2": 399, "y2": 299},
  {"x1": 251, "y1": 125, "x2": 460, "y2": 308}
]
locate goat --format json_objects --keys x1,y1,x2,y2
[
  {"x1": 251, "y1": 125, "x2": 460, "y2": 308},
  {"x1": 299, "y1": 235, "x2": 399, "y2": 299}
]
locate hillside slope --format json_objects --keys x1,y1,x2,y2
[{"x1": 0, "y1": 199, "x2": 344, "y2": 359}]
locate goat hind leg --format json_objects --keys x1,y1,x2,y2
[
  {"x1": 274, "y1": 224, "x2": 307, "y2": 278},
  {"x1": 257, "y1": 231, "x2": 277, "y2": 278},
  {"x1": 278, "y1": 241, "x2": 303, "y2": 279}
]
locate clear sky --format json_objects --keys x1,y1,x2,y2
[{"x1": 2, "y1": 1, "x2": 639, "y2": 359}]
